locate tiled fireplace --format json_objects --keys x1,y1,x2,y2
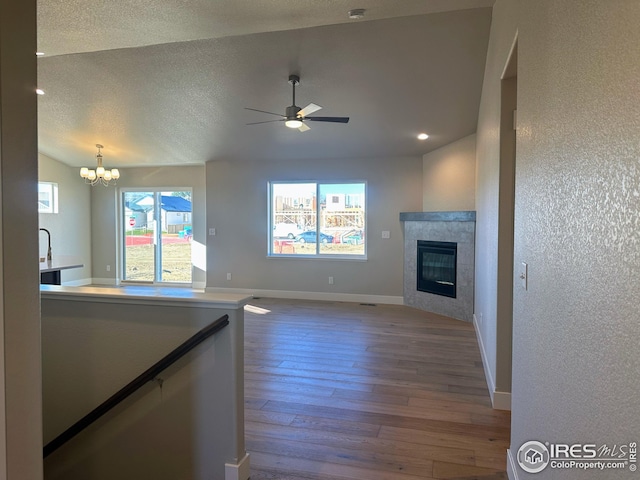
[{"x1": 400, "y1": 211, "x2": 475, "y2": 322}]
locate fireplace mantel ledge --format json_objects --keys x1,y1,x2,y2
[{"x1": 399, "y1": 211, "x2": 476, "y2": 222}]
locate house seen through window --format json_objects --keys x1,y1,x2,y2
[{"x1": 269, "y1": 182, "x2": 366, "y2": 257}]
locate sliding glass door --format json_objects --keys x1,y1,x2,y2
[{"x1": 122, "y1": 190, "x2": 193, "y2": 284}]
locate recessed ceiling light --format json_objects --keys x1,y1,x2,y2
[
  {"x1": 36, "y1": 89, "x2": 45, "y2": 95},
  {"x1": 348, "y1": 9, "x2": 365, "y2": 19},
  {"x1": 36, "y1": 52, "x2": 45, "y2": 56},
  {"x1": 417, "y1": 133, "x2": 429, "y2": 140}
]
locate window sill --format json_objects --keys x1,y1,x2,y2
[{"x1": 267, "y1": 254, "x2": 367, "y2": 261}]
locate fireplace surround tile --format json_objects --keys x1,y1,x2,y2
[{"x1": 401, "y1": 212, "x2": 475, "y2": 322}]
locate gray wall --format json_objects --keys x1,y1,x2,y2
[
  {"x1": 91, "y1": 165, "x2": 206, "y2": 286},
  {"x1": 0, "y1": 0, "x2": 43, "y2": 476},
  {"x1": 507, "y1": 1, "x2": 640, "y2": 478},
  {"x1": 205, "y1": 156, "x2": 422, "y2": 299},
  {"x1": 474, "y1": 0, "x2": 518, "y2": 405},
  {"x1": 422, "y1": 133, "x2": 476, "y2": 211},
  {"x1": 39, "y1": 153, "x2": 92, "y2": 284},
  {"x1": 42, "y1": 295, "x2": 245, "y2": 480}
]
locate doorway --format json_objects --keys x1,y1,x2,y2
[{"x1": 494, "y1": 37, "x2": 517, "y2": 407}]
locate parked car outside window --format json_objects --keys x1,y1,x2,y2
[{"x1": 295, "y1": 231, "x2": 334, "y2": 244}]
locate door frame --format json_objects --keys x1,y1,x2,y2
[{"x1": 119, "y1": 188, "x2": 193, "y2": 285}]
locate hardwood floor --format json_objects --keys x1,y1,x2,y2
[{"x1": 244, "y1": 298, "x2": 510, "y2": 480}]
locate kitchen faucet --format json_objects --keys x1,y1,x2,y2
[{"x1": 39, "y1": 228, "x2": 52, "y2": 261}]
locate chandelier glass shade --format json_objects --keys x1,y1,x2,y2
[{"x1": 80, "y1": 144, "x2": 120, "y2": 186}]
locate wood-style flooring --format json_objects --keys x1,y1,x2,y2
[{"x1": 244, "y1": 298, "x2": 510, "y2": 480}]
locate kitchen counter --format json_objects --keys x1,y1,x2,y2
[
  {"x1": 39, "y1": 255, "x2": 84, "y2": 285},
  {"x1": 40, "y1": 284, "x2": 251, "y2": 309}
]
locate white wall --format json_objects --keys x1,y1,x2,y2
[
  {"x1": 39, "y1": 153, "x2": 92, "y2": 285},
  {"x1": 205, "y1": 156, "x2": 422, "y2": 300},
  {"x1": 422, "y1": 133, "x2": 476, "y2": 211},
  {"x1": 91, "y1": 165, "x2": 206, "y2": 287},
  {"x1": 474, "y1": 0, "x2": 518, "y2": 408},
  {"x1": 507, "y1": 1, "x2": 640, "y2": 478}
]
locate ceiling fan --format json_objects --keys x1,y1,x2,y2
[{"x1": 246, "y1": 75, "x2": 350, "y2": 132}]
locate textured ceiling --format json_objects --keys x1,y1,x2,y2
[{"x1": 36, "y1": 0, "x2": 494, "y2": 168}]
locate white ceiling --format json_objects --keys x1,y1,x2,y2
[{"x1": 36, "y1": 0, "x2": 494, "y2": 168}]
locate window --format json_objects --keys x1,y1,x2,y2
[
  {"x1": 121, "y1": 189, "x2": 193, "y2": 283},
  {"x1": 269, "y1": 182, "x2": 366, "y2": 257},
  {"x1": 38, "y1": 182, "x2": 58, "y2": 213}
]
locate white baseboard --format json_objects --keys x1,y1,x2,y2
[
  {"x1": 192, "y1": 280, "x2": 206, "y2": 289},
  {"x1": 473, "y1": 313, "x2": 511, "y2": 411},
  {"x1": 473, "y1": 313, "x2": 496, "y2": 395},
  {"x1": 62, "y1": 277, "x2": 92, "y2": 287},
  {"x1": 225, "y1": 453, "x2": 250, "y2": 480},
  {"x1": 205, "y1": 287, "x2": 404, "y2": 306},
  {"x1": 506, "y1": 448, "x2": 519, "y2": 480},
  {"x1": 492, "y1": 389, "x2": 512, "y2": 410}
]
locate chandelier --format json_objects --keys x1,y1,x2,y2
[{"x1": 80, "y1": 144, "x2": 120, "y2": 186}]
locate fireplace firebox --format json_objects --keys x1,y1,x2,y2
[{"x1": 417, "y1": 240, "x2": 457, "y2": 298}]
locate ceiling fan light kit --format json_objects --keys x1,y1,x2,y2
[
  {"x1": 285, "y1": 119, "x2": 303, "y2": 129},
  {"x1": 246, "y1": 74, "x2": 349, "y2": 132}
]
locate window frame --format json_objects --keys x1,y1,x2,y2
[
  {"x1": 268, "y1": 180, "x2": 367, "y2": 260},
  {"x1": 119, "y1": 187, "x2": 194, "y2": 285}
]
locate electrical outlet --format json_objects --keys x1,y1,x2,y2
[
  {"x1": 226, "y1": 272, "x2": 232, "y2": 281},
  {"x1": 106, "y1": 265, "x2": 111, "y2": 272},
  {"x1": 209, "y1": 228, "x2": 216, "y2": 236},
  {"x1": 381, "y1": 230, "x2": 390, "y2": 239},
  {"x1": 328, "y1": 276, "x2": 334, "y2": 285}
]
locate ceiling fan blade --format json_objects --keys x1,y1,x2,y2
[
  {"x1": 298, "y1": 122, "x2": 311, "y2": 132},
  {"x1": 305, "y1": 116, "x2": 350, "y2": 123},
  {"x1": 298, "y1": 103, "x2": 322, "y2": 117},
  {"x1": 246, "y1": 119, "x2": 285, "y2": 125},
  {"x1": 245, "y1": 107, "x2": 285, "y2": 117}
]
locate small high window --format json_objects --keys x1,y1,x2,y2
[{"x1": 38, "y1": 182, "x2": 58, "y2": 214}]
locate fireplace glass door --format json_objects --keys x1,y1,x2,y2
[{"x1": 417, "y1": 240, "x2": 457, "y2": 298}]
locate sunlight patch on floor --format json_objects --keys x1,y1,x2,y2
[{"x1": 244, "y1": 304, "x2": 271, "y2": 315}]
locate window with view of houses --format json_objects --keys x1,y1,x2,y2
[
  {"x1": 121, "y1": 189, "x2": 193, "y2": 284},
  {"x1": 269, "y1": 182, "x2": 366, "y2": 258}
]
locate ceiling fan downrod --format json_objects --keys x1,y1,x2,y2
[
  {"x1": 288, "y1": 75, "x2": 300, "y2": 96},
  {"x1": 288, "y1": 74, "x2": 301, "y2": 118}
]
